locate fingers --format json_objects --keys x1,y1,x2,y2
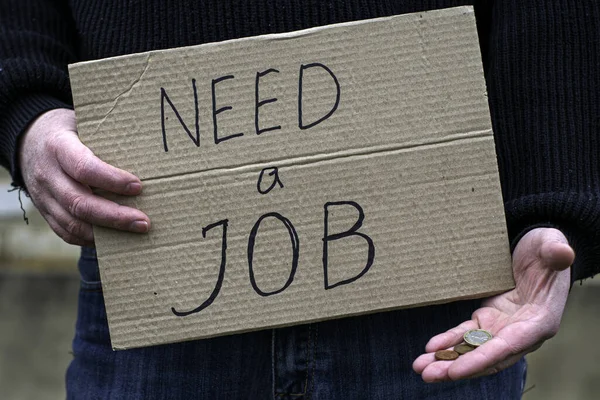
[
  {"x1": 481, "y1": 342, "x2": 541, "y2": 375},
  {"x1": 412, "y1": 352, "x2": 438, "y2": 375},
  {"x1": 517, "y1": 228, "x2": 575, "y2": 272},
  {"x1": 416, "y1": 338, "x2": 535, "y2": 383},
  {"x1": 51, "y1": 179, "x2": 150, "y2": 233},
  {"x1": 445, "y1": 332, "x2": 523, "y2": 380},
  {"x1": 19, "y1": 108, "x2": 150, "y2": 247},
  {"x1": 539, "y1": 240, "x2": 575, "y2": 271},
  {"x1": 44, "y1": 197, "x2": 95, "y2": 243},
  {"x1": 456, "y1": 342, "x2": 541, "y2": 380},
  {"x1": 414, "y1": 317, "x2": 488, "y2": 380},
  {"x1": 534, "y1": 228, "x2": 574, "y2": 271},
  {"x1": 54, "y1": 133, "x2": 142, "y2": 195},
  {"x1": 424, "y1": 320, "x2": 479, "y2": 353},
  {"x1": 418, "y1": 358, "x2": 454, "y2": 383},
  {"x1": 44, "y1": 213, "x2": 94, "y2": 248},
  {"x1": 39, "y1": 179, "x2": 149, "y2": 247},
  {"x1": 415, "y1": 319, "x2": 484, "y2": 379},
  {"x1": 416, "y1": 320, "x2": 545, "y2": 383},
  {"x1": 39, "y1": 178, "x2": 149, "y2": 246},
  {"x1": 48, "y1": 132, "x2": 151, "y2": 234}
]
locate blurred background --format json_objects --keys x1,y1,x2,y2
[{"x1": 1, "y1": 167, "x2": 598, "y2": 400}]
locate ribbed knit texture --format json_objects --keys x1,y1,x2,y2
[{"x1": 1, "y1": 0, "x2": 598, "y2": 282}]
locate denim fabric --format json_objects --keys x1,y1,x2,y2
[{"x1": 67, "y1": 247, "x2": 527, "y2": 399}]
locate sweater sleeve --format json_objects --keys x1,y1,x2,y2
[
  {"x1": 0, "y1": 0, "x2": 77, "y2": 188},
  {"x1": 482, "y1": 0, "x2": 600, "y2": 283}
]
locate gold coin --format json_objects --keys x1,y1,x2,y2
[
  {"x1": 463, "y1": 329, "x2": 493, "y2": 347},
  {"x1": 454, "y1": 343, "x2": 475, "y2": 355},
  {"x1": 435, "y1": 350, "x2": 459, "y2": 361}
]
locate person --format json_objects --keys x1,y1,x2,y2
[{"x1": 0, "y1": 1, "x2": 597, "y2": 399}]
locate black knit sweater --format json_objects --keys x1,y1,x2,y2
[{"x1": 1, "y1": 0, "x2": 599, "y2": 282}]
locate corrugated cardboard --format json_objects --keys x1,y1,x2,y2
[{"x1": 69, "y1": 6, "x2": 514, "y2": 350}]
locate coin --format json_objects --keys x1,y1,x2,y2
[
  {"x1": 434, "y1": 350, "x2": 459, "y2": 361},
  {"x1": 463, "y1": 329, "x2": 493, "y2": 347},
  {"x1": 454, "y1": 343, "x2": 475, "y2": 355}
]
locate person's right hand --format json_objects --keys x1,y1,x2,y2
[{"x1": 18, "y1": 108, "x2": 150, "y2": 247}]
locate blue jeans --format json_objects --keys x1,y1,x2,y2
[{"x1": 67, "y1": 247, "x2": 527, "y2": 399}]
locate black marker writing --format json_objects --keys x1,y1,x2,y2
[
  {"x1": 160, "y1": 79, "x2": 200, "y2": 152},
  {"x1": 248, "y1": 212, "x2": 299, "y2": 297},
  {"x1": 322, "y1": 201, "x2": 375, "y2": 290},
  {"x1": 255, "y1": 68, "x2": 281, "y2": 135},
  {"x1": 257, "y1": 167, "x2": 284, "y2": 195},
  {"x1": 171, "y1": 219, "x2": 228, "y2": 317},
  {"x1": 212, "y1": 75, "x2": 244, "y2": 144},
  {"x1": 298, "y1": 63, "x2": 341, "y2": 130}
]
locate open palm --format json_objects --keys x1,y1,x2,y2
[{"x1": 413, "y1": 228, "x2": 574, "y2": 382}]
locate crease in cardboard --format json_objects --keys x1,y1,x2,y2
[
  {"x1": 140, "y1": 128, "x2": 493, "y2": 183},
  {"x1": 92, "y1": 54, "x2": 152, "y2": 131},
  {"x1": 68, "y1": 54, "x2": 150, "y2": 110},
  {"x1": 99, "y1": 143, "x2": 501, "y2": 258}
]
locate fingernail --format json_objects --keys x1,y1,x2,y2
[
  {"x1": 127, "y1": 182, "x2": 142, "y2": 194},
  {"x1": 130, "y1": 220, "x2": 149, "y2": 233}
]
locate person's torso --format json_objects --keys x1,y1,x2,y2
[{"x1": 67, "y1": 0, "x2": 482, "y2": 61}]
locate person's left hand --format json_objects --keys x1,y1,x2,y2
[{"x1": 413, "y1": 227, "x2": 574, "y2": 382}]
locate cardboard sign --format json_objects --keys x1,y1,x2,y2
[{"x1": 69, "y1": 6, "x2": 514, "y2": 350}]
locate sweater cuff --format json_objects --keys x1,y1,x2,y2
[{"x1": 2, "y1": 93, "x2": 72, "y2": 188}]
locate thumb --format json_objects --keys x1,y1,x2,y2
[{"x1": 534, "y1": 228, "x2": 575, "y2": 271}]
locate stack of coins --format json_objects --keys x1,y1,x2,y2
[{"x1": 434, "y1": 329, "x2": 492, "y2": 361}]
